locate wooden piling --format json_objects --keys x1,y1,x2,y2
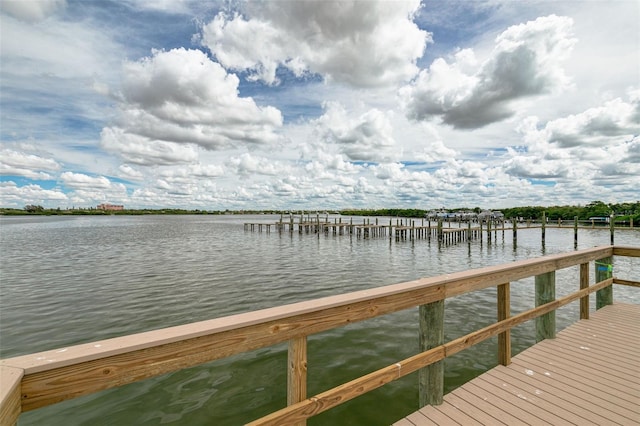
[
  {"x1": 580, "y1": 262, "x2": 589, "y2": 319},
  {"x1": 419, "y1": 300, "x2": 444, "y2": 407},
  {"x1": 535, "y1": 271, "x2": 556, "y2": 342},
  {"x1": 609, "y1": 216, "x2": 614, "y2": 244},
  {"x1": 595, "y1": 257, "x2": 613, "y2": 309},
  {"x1": 497, "y1": 283, "x2": 511, "y2": 366},
  {"x1": 541, "y1": 212, "x2": 546, "y2": 246},
  {"x1": 574, "y1": 216, "x2": 578, "y2": 249}
]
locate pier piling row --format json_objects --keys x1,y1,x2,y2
[
  {"x1": 245, "y1": 215, "x2": 634, "y2": 247},
  {"x1": 245, "y1": 217, "x2": 513, "y2": 246}
]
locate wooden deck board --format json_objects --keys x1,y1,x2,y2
[
  {"x1": 531, "y1": 338, "x2": 640, "y2": 381},
  {"x1": 395, "y1": 303, "x2": 640, "y2": 425},
  {"x1": 521, "y1": 345, "x2": 640, "y2": 394},
  {"x1": 506, "y1": 359, "x2": 640, "y2": 423},
  {"x1": 515, "y1": 350, "x2": 640, "y2": 411}
]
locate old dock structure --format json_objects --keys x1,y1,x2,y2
[
  {"x1": 244, "y1": 215, "x2": 487, "y2": 244},
  {"x1": 1, "y1": 245, "x2": 638, "y2": 425},
  {"x1": 245, "y1": 214, "x2": 636, "y2": 247}
]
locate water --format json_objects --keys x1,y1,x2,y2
[{"x1": 1, "y1": 215, "x2": 638, "y2": 425}]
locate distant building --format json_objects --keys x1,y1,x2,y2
[
  {"x1": 97, "y1": 203, "x2": 124, "y2": 211},
  {"x1": 478, "y1": 210, "x2": 504, "y2": 222}
]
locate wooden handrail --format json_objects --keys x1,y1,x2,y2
[
  {"x1": 1, "y1": 245, "x2": 638, "y2": 425},
  {"x1": 247, "y1": 278, "x2": 615, "y2": 425}
]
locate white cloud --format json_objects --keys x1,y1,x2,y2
[
  {"x1": 1, "y1": 2, "x2": 638, "y2": 211},
  {"x1": 60, "y1": 172, "x2": 112, "y2": 189},
  {"x1": 201, "y1": 0, "x2": 429, "y2": 87},
  {"x1": 0, "y1": 0, "x2": 66, "y2": 23},
  {"x1": 59, "y1": 172, "x2": 128, "y2": 205},
  {"x1": 313, "y1": 103, "x2": 399, "y2": 162},
  {"x1": 0, "y1": 149, "x2": 61, "y2": 179},
  {"x1": 0, "y1": 181, "x2": 68, "y2": 207},
  {"x1": 118, "y1": 164, "x2": 144, "y2": 181},
  {"x1": 502, "y1": 91, "x2": 640, "y2": 188},
  {"x1": 102, "y1": 48, "x2": 283, "y2": 165},
  {"x1": 411, "y1": 138, "x2": 459, "y2": 163},
  {"x1": 122, "y1": 0, "x2": 192, "y2": 14},
  {"x1": 401, "y1": 15, "x2": 576, "y2": 129},
  {"x1": 227, "y1": 153, "x2": 290, "y2": 177},
  {"x1": 0, "y1": 9, "x2": 119, "y2": 81},
  {"x1": 100, "y1": 127, "x2": 199, "y2": 166},
  {"x1": 545, "y1": 96, "x2": 640, "y2": 148}
]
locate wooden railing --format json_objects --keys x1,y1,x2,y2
[{"x1": 1, "y1": 245, "x2": 639, "y2": 425}]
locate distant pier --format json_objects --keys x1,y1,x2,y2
[
  {"x1": 245, "y1": 214, "x2": 636, "y2": 247},
  {"x1": 244, "y1": 214, "x2": 505, "y2": 245}
]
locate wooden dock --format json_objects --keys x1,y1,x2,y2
[
  {"x1": 244, "y1": 217, "x2": 490, "y2": 244},
  {"x1": 395, "y1": 303, "x2": 640, "y2": 426},
  {"x1": 2, "y1": 246, "x2": 637, "y2": 426}
]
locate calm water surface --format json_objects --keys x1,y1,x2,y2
[{"x1": 1, "y1": 215, "x2": 639, "y2": 425}]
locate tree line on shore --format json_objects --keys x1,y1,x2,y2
[
  {"x1": 1, "y1": 201, "x2": 638, "y2": 224},
  {"x1": 341, "y1": 200, "x2": 640, "y2": 223}
]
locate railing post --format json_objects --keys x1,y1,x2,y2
[
  {"x1": 288, "y1": 336, "x2": 307, "y2": 426},
  {"x1": 419, "y1": 300, "x2": 444, "y2": 407},
  {"x1": 595, "y1": 257, "x2": 613, "y2": 310},
  {"x1": 497, "y1": 283, "x2": 511, "y2": 365},
  {"x1": 535, "y1": 271, "x2": 556, "y2": 342},
  {"x1": 580, "y1": 262, "x2": 589, "y2": 319},
  {"x1": 0, "y1": 365, "x2": 23, "y2": 426}
]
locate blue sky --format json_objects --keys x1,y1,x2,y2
[{"x1": 1, "y1": 0, "x2": 638, "y2": 210}]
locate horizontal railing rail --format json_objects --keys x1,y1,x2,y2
[{"x1": 1, "y1": 245, "x2": 638, "y2": 426}]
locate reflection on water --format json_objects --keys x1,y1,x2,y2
[{"x1": 1, "y1": 215, "x2": 638, "y2": 425}]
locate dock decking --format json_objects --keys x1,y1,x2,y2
[{"x1": 395, "y1": 303, "x2": 640, "y2": 426}]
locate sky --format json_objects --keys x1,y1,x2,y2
[{"x1": 1, "y1": 0, "x2": 638, "y2": 211}]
